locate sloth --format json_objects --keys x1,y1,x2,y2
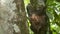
[{"x1": 27, "y1": 4, "x2": 48, "y2": 34}]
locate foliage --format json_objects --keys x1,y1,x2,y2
[{"x1": 46, "y1": 0, "x2": 60, "y2": 34}]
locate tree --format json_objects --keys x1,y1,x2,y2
[
  {"x1": 0, "y1": 0, "x2": 16, "y2": 34},
  {"x1": 0, "y1": 0, "x2": 29, "y2": 34},
  {"x1": 13, "y1": 0, "x2": 29, "y2": 34}
]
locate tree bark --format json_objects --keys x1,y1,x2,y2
[
  {"x1": 0, "y1": 0, "x2": 16, "y2": 34},
  {"x1": 13, "y1": 0, "x2": 29, "y2": 34},
  {"x1": 0, "y1": 0, "x2": 29, "y2": 34}
]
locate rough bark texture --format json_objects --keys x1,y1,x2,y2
[
  {"x1": 0, "y1": 0, "x2": 29, "y2": 34},
  {"x1": 13, "y1": 0, "x2": 29, "y2": 34},
  {"x1": 27, "y1": 0, "x2": 49, "y2": 34},
  {"x1": 0, "y1": 0, "x2": 16, "y2": 34}
]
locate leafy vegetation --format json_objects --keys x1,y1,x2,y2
[{"x1": 46, "y1": 0, "x2": 60, "y2": 34}]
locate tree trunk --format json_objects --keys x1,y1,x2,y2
[
  {"x1": 0, "y1": 0, "x2": 29, "y2": 34},
  {"x1": 13, "y1": 0, "x2": 29, "y2": 34},
  {"x1": 0, "y1": 0, "x2": 16, "y2": 34}
]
